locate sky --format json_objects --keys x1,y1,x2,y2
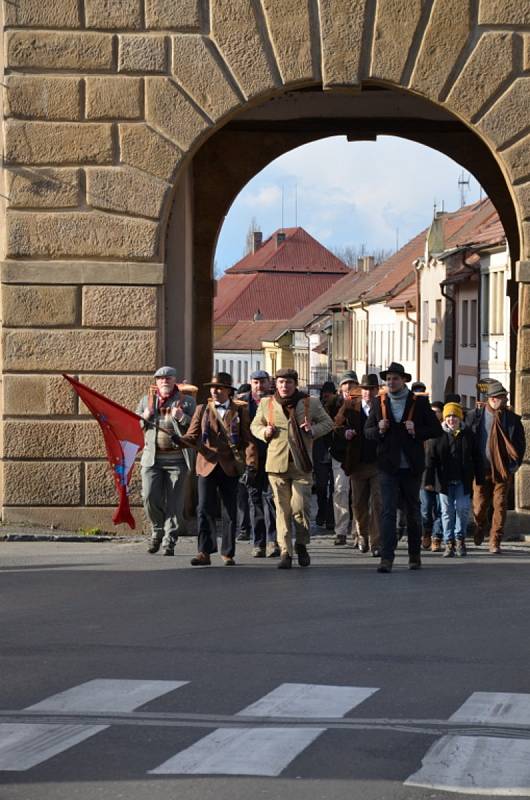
[{"x1": 214, "y1": 135, "x2": 485, "y2": 274}]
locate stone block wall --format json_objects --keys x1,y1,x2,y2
[{"x1": 1, "y1": 0, "x2": 529, "y2": 530}]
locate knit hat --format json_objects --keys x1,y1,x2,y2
[{"x1": 443, "y1": 402, "x2": 463, "y2": 420}]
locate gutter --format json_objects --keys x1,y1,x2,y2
[{"x1": 440, "y1": 283, "x2": 456, "y2": 394}]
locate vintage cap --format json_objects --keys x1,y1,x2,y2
[
  {"x1": 338, "y1": 370, "x2": 359, "y2": 386},
  {"x1": 154, "y1": 366, "x2": 177, "y2": 378},
  {"x1": 250, "y1": 369, "x2": 270, "y2": 380},
  {"x1": 380, "y1": 361, "x2": 412, "y2": 382},
  {"x1": 411, "y1": 381, "x2": 427, "y2": 393},
  {"x1": 359, "y1": 373, "x2": 379, "y2": 389},
  {"x1": 487, "y1": 380, "x2": 508, "y2": 397},
  {"x1": 203, "y1": 371, "x2": 235, "y2": 389},
  {"x1": 276, "y1": 368, "x2": 298, "y2": 382}
]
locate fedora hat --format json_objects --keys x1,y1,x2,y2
[
  {"x1": 486, "y1": 380, "x2": 508, "y2": 398},
  {"x1": 380, "y1": 362, "x2": 412, "y2": 383},
  {"x1": 203, "y1": 371, "x2": 235, "y2": 390},
  {"x1": 359, "y1": 373, "x2": 379, "y2": 389}
]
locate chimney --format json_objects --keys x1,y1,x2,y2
[
  {"x1": 252, "y1": 231, "x2": 263, "y2": 253},
  {"x1": 363, "y1": 256, "x2": 375, "y2": 272},
  {"x1": 253, "y1": 308, "x2": 263, "y2": 321},
  {"x1": 357, "y1": 257, "x2": 364, "y2": 272},
  {"x1": 276, "y1": 231, "x2": 286, "y2": 248}
]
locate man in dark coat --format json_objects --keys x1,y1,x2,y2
[
  {"x1": 365, "y1": 362, "x2": 442, "y2": 572},
  {"x1": 237, "y1": 370, "x2": 279, "y2": 558},
  {"x1": 466, "y1": 380, "x2": 526, "y2": 553}
]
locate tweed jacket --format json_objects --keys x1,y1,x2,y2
[
  {"x1": 364, "y1": 390, "x2": 442, "y2": 477},
  {"x1": 179, "y1": 399, "x2": 258, "y2": 477},
  {"x1": 251, "y1": 394, "x2": 333, "y2": 474},
  {"x1": 136, "y1": 390, "x2": 196, "y2": 469}
]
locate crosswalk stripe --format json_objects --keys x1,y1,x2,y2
[
  {"x1": 406, "y1": 692, "x2": 530, "y2": 795},
  {"x1": 150, "y1": 683, "x2": 378, "y2": 776},
  {"x1": 405, "y1": 735, "x2": 530, "y2": 795},
  {"x1": 0, "y1": 679, "x2": 187, "y2": 771},
  {"x1": 450, "y1": 692, "x2": 530, "y2": 726}
]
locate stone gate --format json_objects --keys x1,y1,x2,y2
[{"x1": 1, "y1": 0, "x2": 529, "y2": 530}]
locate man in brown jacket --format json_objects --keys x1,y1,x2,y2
[
  {"x1": 177, "y1": 372, "x2": 257, "y2": 566},
  {"x1": 251, "y1": 368, "x2": 333, "y2": 569}
]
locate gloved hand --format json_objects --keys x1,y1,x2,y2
[{"x1": 240, "y1": 466, "x2": 258, "y2": 488}]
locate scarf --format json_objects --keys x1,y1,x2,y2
[
  {"x1": 442, "y1": 420, "x2": 462, "y2": 437},
  {"x1": 273, "y1": 390, "x2": 312, "y2": 473},
  {"x1": 485, "y1": 405, "x2": 519, "y2": 482}
]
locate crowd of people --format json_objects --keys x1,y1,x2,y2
[{"x1": 136, "y1": 363, "x2": 526, "y2": 571}]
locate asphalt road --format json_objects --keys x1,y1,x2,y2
[{"x1": 1, "y1": 534, "x2": 530, "y2": 800}]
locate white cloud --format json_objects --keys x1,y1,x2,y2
[{"x1": 215, "y1": 136, "x2": 483, "y2": 272}]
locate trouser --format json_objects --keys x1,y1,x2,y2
[
  {"x1": 473, "y1": 474, "x2": 510, "y2": 545},
  {"x1": 350, "y1": 462, "x2": 381, "y2": 550},
  {"x1": 268, "y1": 463, "x2": 312, "y2": 556},
  {"x1": 332, "y1": 457, "x2": 353, "y2": 538},
  {"x1": 420, "y1": 487, "x2": 442, "y2": 538},
  {"x1": 142, "y1": 459, "x2": 188, "y2": 548},
  {"x1": 249, "y1": 473, "x2": 277, "y2": 549},
  {"x1": 313, "y1": 459, "x2": 334, "y2": 524},
  {"x1": 439, "y1": 482, "x2": 471, "y2": 543},
  {"x1": 237, "y1": 481, "x2": 251, "y2": 536},
  {"x1": 197, "y1": 465, "x2": 239, "y2": 557},
  {"x1": 379, "y1": 469, "x2": 422, "y2": 563}
]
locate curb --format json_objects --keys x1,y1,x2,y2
[{"x1": 0, "y1": 534, "x2": 145, "y2": 543}]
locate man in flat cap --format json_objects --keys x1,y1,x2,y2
[
  {"x1": 177, "y1": 372, "x2": 258, "y2": 566},
  {"x1": 137, "y1": 366, "x2": 196, "y2": 556},
  {"x1": 466, "y1": 380, "x2": 526, "y2": 553},
  {"x1": 365, "y1": 362, "x2": 442, "y2": 573},
  {"x1": 251, "y1": 368, "x2": 333, "y2": 569}
]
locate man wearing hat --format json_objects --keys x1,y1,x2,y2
[
  {"x1": 364, "y1": 363, "x2": 442, "y2": 572},
  {"x1": 466, "y1": 381, "x2": 526, "y2": 553},
  {"x1": 238, "y1": 370, "x2": 279, "y2": 558},
  {"x1": 177, "y1": 372, "x2": 258, "y2": 566},
  {"x1": 137, "y1": 366, "x2": 196, "y2": 556},
  {"x1": 335, "y1": 374, "x2": 382, "y2": 556},
  {"x1": 251, "y1": 368, "x2": 333, "y2": 569},
  {"x1": 326, "y1": 371, "x2": 359, "y2": 546}
]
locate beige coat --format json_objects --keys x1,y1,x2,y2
[{"x1": 251, "y1": 395, "x2": 333, "y2": 474}]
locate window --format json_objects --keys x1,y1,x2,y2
[
  {"x1": 470, "y1": 299, "x2": 477, "y2": 347},
  {"x1": 237, "y1": 361, "x2": 242, "y2": 383},
  {"x1": 256, "y1": 360, "x2": 260, "y2": 371},
  {"x1": 222, "y1": 359, "x2": 226, "y2": 371},
  {"x1": 462, "y1": 394, "x2": 468, "y2": 408},
  {"x1": 461, "y1": 300, "x2": 468, "y2": 347},
  {"x1": 435, "y1": 299, "x2": 442, "y2": 342},
  {"x1": 399, "y1": 320, "x2": 404, "y2": 360},
  {"x1": 422, "y1": 301, "x2": 429, "y2": 341},
  {"x1": 469, "y1": 395, "x2": 476, "y2": 408},
  {"x1": 215, "y1": 358, "x2": 219, "y2": 372},
  {"x1": 229, "y1": 360, "x2": 234, "y2": 377},
  {"x1": 244, "y1": 361, "x2": 248, "y2": 382}
]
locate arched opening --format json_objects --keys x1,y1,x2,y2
[{"x1": 164, "y1": 83, "x2": 520, "y2": 396}]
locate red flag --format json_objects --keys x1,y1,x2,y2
[{"x1": 63, "y1": 374, "x2": 145, "y2": 529}]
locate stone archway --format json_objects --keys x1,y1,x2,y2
[{"x1": 1, "y1": 1, "x2": 528, "y2": 529}]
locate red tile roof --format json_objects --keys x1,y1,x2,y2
[
  {"x1": 214, "y1": 319, "x2": 290, "y2": 350},
  {"x1": 214, "y1": 272, "x2": 345, "y2": 323},
  {"x1": 226, "y1": 227, "x2": 350, "y2": 274}
]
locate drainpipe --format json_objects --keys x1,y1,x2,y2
[
  {"x1": 359, "y1": 302, "x2": 369, "y2": 374},
  {"x1": 413, "y1": 259, "x2": 422, "y2": 379},
  {"x1": 441, "y1": 283, "x2": 456, "y2": 394},
  {"x1": 404, "y1": 301, "x2": 417, "y2": 379}
]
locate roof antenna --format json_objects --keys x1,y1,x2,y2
[{"x1": 458, "y1": 170, "x2": 470, "y2": 208}]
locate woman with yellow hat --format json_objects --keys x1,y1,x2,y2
[{"x1": 424, "y1": 402, "x2": 483, "y2": 558}]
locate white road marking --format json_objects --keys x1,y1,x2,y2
[
  {"x1": 150, "y1": 727, "x2": 324, "y2": 776},
  {"x1": 150, "y1": 683, "x2": 378, "y2": 775},
  {"x1": 0, "y1": 679, "x2": 187, "y2": 771},
  {"x1": 405, "y1": 735, "x2": 530, "y2": 795},
  {"x1": 406, "y1": 692, "x2": 530, "y2": 795},
  {"x1": 237, "y1": 683, "x2": 377, "y2": 719},
  {"x1": 450, "y1": 692, "x2": 530, "y2": 726}
]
